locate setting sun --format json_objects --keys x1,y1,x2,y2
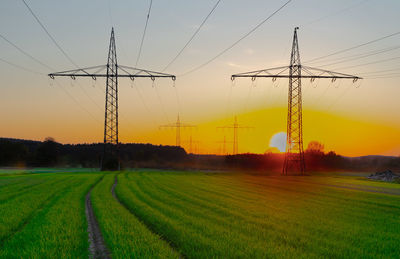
[{"x1": 269, "y1": 132, "x2": 286, "y2": 152}]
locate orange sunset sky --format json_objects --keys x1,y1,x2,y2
[{"x1": 1, "y1": 0, "x2": 400, "y2": 156}]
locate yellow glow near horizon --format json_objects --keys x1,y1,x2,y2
[{"x1": 128, "y1": 107, "x2": 400, "y2": 157}]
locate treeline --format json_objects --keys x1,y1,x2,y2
[
  {"x1": 1, "y1": 137, "x2": 399, "y2": 173},
  {"x1": 222, "y1": 152, "x2": 400, "y2": 173},
  {"x1": 0, "y1": 138, "x2": 186, "y2": 168}
]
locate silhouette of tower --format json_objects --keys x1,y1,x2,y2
[
  {"x1": 218, "y1": 116, "x2": 253, "y2": 155},
  {"x1": 160, "y1": 115, "x2": 196, "y2": 147},
  {"x1": 49, "y1": 28, "x2": 176, "y2": 170},
  {"x1": 284, "y1": 27, "x2": 305, "y2": 175},
  {"x1": 231, "y1": 27, "x2": 361, "y2": 175},
  {"x1": 216, "y1": 135, "x2": 232, "y2": 155},
  {"x1": 103, "y1": 29, "x2": 119, "y2": 168}
]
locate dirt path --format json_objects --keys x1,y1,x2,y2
[
  {"x1": 85, "y1": 179, "x2": 111, "y2": 259},
  {"x1": 111, "y1": 175, "x2": 185, "y2": 259}
]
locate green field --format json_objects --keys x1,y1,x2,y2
[{"x1": 1, "y1": 170, "x2": 400, "y2": 258}]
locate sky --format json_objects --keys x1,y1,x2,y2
[{"x1": 0, "y1": 0, "x2": 400, "y2": 156}]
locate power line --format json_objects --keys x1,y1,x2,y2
[
  {"x1": 0, "y1": 33, "x2": 53, "y2": 70},
  {"x1": 0, "y1": 55, "x2": 102, "y2": 124},
  {"x1": 334, "y1": 55, "x2": 400, "y2": 70},
  {"x1": 358, "y1": 68, "x2": 400, "y2": 75},
  {"x1": 20, "y1": 1, "x2": 108, "y2": 116},
  {"x1": 0, "y1": 52, "x2": 104, "y2": 121},
  {"x1": 1, "y1": 31, "x2": 104, "y2": 112},
  {"x1": 21, "y1": 0, "x2": 80, "y2": 69},
  {"x1": 173, "y1": 82, "x2": 182, "y2": 115},
  {"x1": 304, "y1": 30, "x2": 400, "y2": 64},
  {"x1": 366, "y1": 75, "x2": 400, "y2": 79},
  {"x1": 0, "y1": 56, "x2": 43, "y2": 75},
  {"x1": 310, "y1": 44, "x2": 400, "y2": 65},
  {"x1": 317, "y1": 45, "x2": 400, "y2": 68},
  {"x1": 303, "y1": 0, "x2": 369, "y2": 27},
  {"x1": 365, "y1": 72, "x2": 400, "y2": 78},
  {"x1": 162, "y1": 0, "x2": 222, "y2": 72},
  {"x1": 179, "y1": 0, "x2": 292, "y2": 76},
  {"x1": 53, "y1": 80, "x2": 102, "y2": 124},
  {"x1": 135, "y1": 0, "x2": 153, "y2": 67}
]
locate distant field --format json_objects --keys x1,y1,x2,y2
[{"x1": 1, "y1": 170, "x2": 399, "y2": 258}]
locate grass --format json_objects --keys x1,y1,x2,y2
[
  {"x1": 1, "y1": 169, "x2": 399, "y2": 258},
  {"x1": 0, "y1": 172, "x2": 102, "y2": 258},
  {"x1": 115, "y1": 171, "x2": 400, "y2": 258},
  {"x1": 0, "y1": 174, "x2": 71, "y2": 241},
  {"x1": 90, "y1": 173, "x2": 180, "y2": 258}
]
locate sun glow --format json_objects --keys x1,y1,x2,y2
[{"x1": 269, "y1": 132, "x2": 286, "y2": 152}]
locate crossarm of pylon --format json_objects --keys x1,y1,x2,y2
[
  {"x1": 231, "y1": 66, "x2": 290, "y2": 80},
  {"x1": 301, "y1": 66, "x2": 362, "y2": 79},
  {"x1": 48, "y1": 64, "x2": 176, "y2": 80},
  {"x1": 48, "y1": 65, "x2": 107, "y2": 79},
  {"x1": 118, "y1": 65, "x2": 176, "y2": 79},
  {"x1": 231, "y1": 65, "x2": 362, "y2": 80}
]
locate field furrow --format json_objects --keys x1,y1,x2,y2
[
  {"x1": 1, "y1": 170, "x2": 399, "y2": 258},
  {"x1": 91, "y1": 173, "x2": 180, "y2": 259},
  {"x1": 0, "y1": 176, "x2": 74, "y2": 241},
  {"x1": 116, "y1": 171, "x2": 400, "y2": 258},
  {"x1": 0, "y1": 173, "x2": 102, "y2": 258}
]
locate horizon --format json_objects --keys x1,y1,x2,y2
[{"x1": 3, "y1": 136, "x2": 399, "y2": 159}]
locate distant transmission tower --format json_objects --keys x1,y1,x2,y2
[
  {"x1": 160, "y1": 115, "x2": 196, "y2": 147},
  {"x1": 49, "y1": 28, "x2": 176, "y2": 170},
  {"x1": 218, "y1": 116, "x2": 253, "y2": 155},
  {"x1": 231, "y1": 27, "x2": 361, "y2": 175},
  {"x1": 184, "y1": 134, "x2": 200, "y2": 154},
  {"x1": 216, "y1": 135, "x2": 232, "y2": 155}
]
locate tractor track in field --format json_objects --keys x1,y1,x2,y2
[
  {"x1": 111, "y1": 175, "x2": 185, "y2": 259},
  {"x1": 85, "y1": 176, "x2": 111, "y2": 259}
]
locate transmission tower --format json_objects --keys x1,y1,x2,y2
[
  {"x1": 216, "y1": 135, "x2": 233, "y2": 155},
  {"x1": 217, "y1": 116, "x2": 253, "y2": 155},
  {"x1": 48, "y1": 28, "x2": 176, "y2": 170},
  {"x1": 184, "y1": 135, "x2": 200, "y2": 154},
  {"x1": 231, "y1": 27, "x2": 362, "y2": 175},
  {"x1": 160, "y1": 115, "x2": 196, "y2": 147}
]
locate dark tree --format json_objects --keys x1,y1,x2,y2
[{"x1": 34, "y1": 137, "x2": 60, "y2": 166}]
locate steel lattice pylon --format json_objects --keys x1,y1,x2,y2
[
  {"x1": 49, "y1": 28, "x2": 176, "y2": 170},
  {"x1": 231, "y1": 27, "x2": 362, "y2": 175},
  {"x1": 217, "y1": 116, "x2": 253, "y2": 155},
  {"x1": 104, "y1": 28, "x2": 119, "y2": 168},
  {"x1": 160, "y1": 115, "x2": 196, "y2": 147},
  {"x1": 283, "y1": 27, "x2": 305, "y2": 175}
]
